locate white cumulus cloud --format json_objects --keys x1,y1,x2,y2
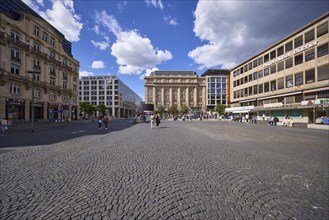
[
  {"x1": 189, "y1": 0, "x2": 327, "y2": 70},
  {"x1": 164, "y1": 16, "x2": 178, "y2": 26},
  {"x1": 22, "y1": 0, "x2": 83, "y2": 42},
  {"x1": 79, "y1": 71, "x2": 94, "y2": 78},
  {"x1": 96, "y1": 11, "x2": 172, "y2": 76},
  {"x1": 91, "y1": 61, "x2": 105, "y2": 69},
  {"x1": 91, "y1": 40, "x2": 110, "y2": 50}
]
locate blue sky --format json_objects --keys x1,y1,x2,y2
[{"x1": 23, "y1": 0, "x2": 328, "y2": 100}]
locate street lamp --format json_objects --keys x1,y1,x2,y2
[{"x1": 27, "y1": 70, "x2": 41, "y2": 132}]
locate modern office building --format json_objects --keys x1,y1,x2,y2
[
  {"x1": 0, "y1": 0, "x2": 80, "y2": 124},
  {"x1": 228, "y1": 13, "x2": 329, "y2": 123},
  {"x1": 201, "y1": 69, "x2": 230, "y2": 111},
  {"x1": 79, "y1": 75, "x2": 142, "y2": 118},
  {"x1": 144, "y1": 71, "x2": 207, "y2": 114}
]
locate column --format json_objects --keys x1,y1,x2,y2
[
  {"x1": 194, "y1": 87, "x2": 198, "y2": 108},
  {"x1": 169, "y1": 87, "x2": 173, "y2": 107},
  {"x1": 25, "y1": 100, "x2": 30, "y2": 121},
  {"x1": 152, "y1": 87, "x2": 156, "y2": 107},
  {"x1": 186, "y1": 87, "x2": 190, "y2": 107},
  {"x1": 161, "y1": 87, "x2": 165, "y2": 107},
  {"x1": 43, "y1": 102, "x2": 48, "y2": 120},
  {"x1": 58, "y1": 104, "x2": 62, "y2": 122},
  {"x1": 178, "y1": 87, "x2": 181, "y2": 109}
]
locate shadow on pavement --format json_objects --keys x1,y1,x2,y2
[{"x1": 0, "y1": 119, "x2": 137, "y2": 150}]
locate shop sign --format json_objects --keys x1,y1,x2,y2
[
  {"x1": 301, "y1": 100, "x2": 314, "y2": 106},
  {"x1": 314, "y1": 99, "x2": 329, "y2": 105},
  {"x1": 264, "y1": 102, "x2": 283, "y2": 108},
  {"x1": 264, "y1": 40, "x2": 318, "y2": 67}
]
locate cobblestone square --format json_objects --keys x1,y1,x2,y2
[{"x1": 0, "y1": 120, "x2": 328, "y2": 219}]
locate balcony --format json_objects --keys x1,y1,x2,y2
[
  {"x1": 33, "y1": 65, "x2": 41, "y2": 70},
  {"x1": 11, "y1": 56, "x2": 21, "y2": 62}
]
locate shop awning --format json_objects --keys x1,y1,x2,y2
[{"x1": 303, "y1": 87, "x2": 329, "y2": 94}]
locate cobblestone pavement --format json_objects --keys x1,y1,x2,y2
[{"x1": 0, "y1": 120, "x2": 328, "y2": 219}]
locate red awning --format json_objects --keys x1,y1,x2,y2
[{"x1": 303, "y1": 87, "x2": 329, "y2": 94}]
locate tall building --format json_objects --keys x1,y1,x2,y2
[
  {"x1": 0, "y1": 0, "x2": 80, "y2": 123},
  {"x1": 79, "y1": 76, "x2": 142, "y2": 118},
  {"x1": 201, "y1": 69, "x2": 230, "y2": 111},
  {"x1": 228, "y1": 13, "x2": 329, "y2": 123},
  {"x1": 144, "y1": 71, "x2": 206, "y2": 113}
]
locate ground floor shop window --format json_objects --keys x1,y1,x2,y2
[{"x1": 6, "y1": 99, "x2": 25, "y2": 120}]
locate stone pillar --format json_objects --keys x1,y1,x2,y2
[
  {"x1": 178, "y1": 87, "x2": 181, "y2": 110},
  {"x1": 58, "y1": 104, "x2": 62, "y2": 122},
  {"x1": 152, "y1": 87, "x2": 156, "y2": 107},
  {"x1": 25, "y1": 100, "x2": 30, "y2": 121},
  {"x1": 161, "y1": 87, "x2": 165, "y2": 107},
  {"x1": 186, "y1": 87, "x2": 190, "y2": 107},
  {"x1": 169, "y1": 87, "x2": 173, "y2": 105},
  {"x1": 43, "y1": 102, "x2": 48, "y2": 120},
  {"x1": 194, "y1": 87, "x2": 198, "y2": 108}
]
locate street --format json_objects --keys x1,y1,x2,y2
[{"x1": 0, "y1": 120, "x2": 328, "y2": 219}]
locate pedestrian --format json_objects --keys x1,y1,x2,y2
[
  {"x1": 98, "y1": 114, "x2": 103, "y2": 130},
  {"x1": 245, "y1": 114, "x2": 249, "y2": 123},
  {"x1": 155, "y1": 114, "x2": 161, "y2": 128},
  {"x1": 103, "y1": 115, "x2": 110, "y2": 130},
  {"x1": 150, "y1": 113, "x2": 155, "y2": 129},
  {"x1": 2, "y1": 118, "x2": 8, "y2": 131}
]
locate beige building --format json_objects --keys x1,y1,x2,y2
[
  {"x1": 0, "y1": 0, "x2": 79, "y2": 124},
  {"x1": 144, "y1": 71, "x2": 207, "y2": 114},
  {"x1": 228, "y1": 13, "x2": 329, "y2": 123}
]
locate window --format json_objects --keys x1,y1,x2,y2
[
  {"x1": 33, "y1": 42, "x2": 40, "y2": 51},
  {"x1": 305, "y1": 29, "x2": 314, "y2": 43},
  {"x1": 10, "y1": 63, "x2": 20, "y2": 75},
  {"x1": 50, "y1": 77, "x2": 55, "y2": 85},
  {"x1": 10, "y1": 83, "x2": 20, "y2": 94},
  {"x1": 253, "y1": 72, "x2": 258, "y2": 80},
  {"x1": 258, "y1": 84, "x2": 263, "y2": 94},
  {"x1": 305, "y1": 49, "x2": 315, "y2": 62},
  {"x1": 295, "y1": 72, "x2": 303, "y2": 86},
  {"x1": 317, "y1": 64, "x2": 329, "y2": 81},
  {"x1": 277, "y1": 46, "x2": 284, "y2": 56},
  {"x1": 34, "y1": 88, "x2": 41, "y2": 98},
  {"x1": 294, "y1": 36, "x2": 303, "y2": 48},
  {"x1": 264, "y1": 54, "x2": 269, "y2": 62},
  {"x1": 11, "y1": 30, "x2": 20, "y2": 41},
  {"x1": 49, "y1": 52, "x2": 55, "y2": 59},
  {"x1": 63, "y1": 81, "x2": 68, "y2": 89},
  {"x1": 286, "y1": 75, "x2": 293, "y2": 88},
  {"x1": 63, "y1": 72, "x2": 68, "y2": 80},
  {"x1": 50, "y1": 65, "x2": 56, "y2": 75},
  {"x1": 277, "y1": 61, "x2": 284, "y2": 72},
  {"x1": 317, "y1": 22, "x2": 328, "y2": 38},
  {"x1": 50, "y1": 92, "x2": 56, "y2": 100},
  {"x1": 33, "y1": 58, "x2": 40, "y2": 69},
  {"x1": 33, "y1": 26, "x2": 40, "y2": 37},
  {"x1": 50, "y1": 37, "x2": 55, "y2": 47},
  {"x1": 285, "y1": 41, "x2": 293, "y2": 52},
  {"x1": 305, "y1": 69, "x2": 315, "y2": 84},
  {"x1": 317, "y1": 43, "x2": 328, "y2": 57},
  {"x1": 264, "y1": 68, "x2": 269, "y2": 77},
  {"x1": 278, "y1": 77, "x2": 284, "y2": 90},
  {"x1": 270, "y1": 64, "x2": 276, "y2": 74},
  {"x1": 33, "y1": 73, "x2": 40, "y2": 81},
  {"x1": 270, "y1": 80, "x2": 276, "y2": 91},
  {"x1": 253, "y1": 85, "x2": 258, "y2": 95},
  {"x1": 285, "y1": 57, "x2": 293, "y2": 69},
  {"x1": 294, "y1": 54, "x2": 303, "y2": 66},
  {"x1": 258, "y1": 70, "x2": 263, "y2": 79},
  {"x1": 253, "y1": 59, "x2": 258, "y2": 68},
  {"x1": 43, "y1": 32, "x2": 48, "y2": 42},
  {"x1": 11, "y1": 48, "x2": 20, "y2": 61},
  {"x1": 270, "y1": 50, "x2": 276, "y2": 60},
  {"x1": 257, "y1": 57, "x2": 263, "y2": 65},
  {"x1": 264, "y1": 82, "x2": 269, "y2": 93}
]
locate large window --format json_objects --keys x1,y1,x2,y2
[
  {"x1": 277, "y1": 46, "x2": 284, "y2": 56},
  {"x1": 264, "y1": 82, "x2": 269, "y2": 93},
  {"x1": 286, "y1": 75, "x2": 293, "y2": 88},
  {"x1": 270, "y1": 50, "x2": 276, "y2": 60},
  {"x1": 305, "y1": 69, "x2": 315, "y2": 84},
  {"x1": 11, "y1": 30, "x2": 20, "y2": 41},
  {"x1": 285, "y1": 57, "x2": 293, "y2": 69},
  {"x1": 258, "y1": 84, "x2": 263, "y2": 94},
  {"x1": 305, "y1": 29, "x2": 314, "y2": 43},
  {"x1": 278, "y1": 77, "x2": 284, "y2": 90},
  {"x1": 264, "y1": 68, "x2": 269, "y2": 77},
  {"x1": 10, "y1": 83, "x2": 20, "y2": 94},
  {"x1": 294, "y1": 54, "x2": 303, "y2": 66},
  {"x1": 10, "y1": 48, "x2": 20, "y2": 61},
  {"x1": 317, "y1": 22, "x2": 328, "y2": 38},
  {"x1": 317, "y1": 64, "x2": 329, "y2": 81},
  {"x1": 270, "y1": 64, "x2": 276, "y2": 74},
  {"x1": 10, "y1": 63, "x2": 20, "y2": 75},
  {"x1": 277, "y1": 61, "x2": 284, "y2": 72},
  {"x1": 270, "y1": 80, "x2": 276, "y2": 91},
  {"x1": 33, "y1": 25, "x2": 40, "y2": 37},
  {"x1": 305, "y1": 49, "x2": 315, "y2": 62},
  {"x1": 317, "y1": 43, "x2": 328, "y2": 57},
  {"x1": 285, "y1": 41, "x2": 293, "y2": 52},
  {"x1": 295, "y1": 72, "x2": 303, "y2": 86},
  {"x1": 294, "y1": 36, "x2": 303, "y2": 48}
]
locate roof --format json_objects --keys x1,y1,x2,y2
[
  {"x1": 0, "y1": 0, "x2": 73, "y2": 57},
  {"x1": 151, "y1": 71, "x2": 197, "y2": 76},
  {"x1": 201, "y1": 69, "x2": 230, "y2": 77}
]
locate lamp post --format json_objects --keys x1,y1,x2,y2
[{"x1": 27, "y1": 70, "x2": 41, "y2": 132}]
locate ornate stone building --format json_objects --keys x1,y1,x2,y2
[{"x1": 0, "y1": 0, "x2": 79, "y2": 124}]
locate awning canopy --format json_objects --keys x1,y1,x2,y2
[{"x1": 303, "y1": 87, "x2": 329, "y2": 94}]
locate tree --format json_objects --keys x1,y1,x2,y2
[
  {"x1": 80, "y1": 102, "x2": 96, "y2": 117},
  {"x1": 97, "y1": 103, "x2": 107, "y2": 115},
  {"x1": 214, "y1": 104, "x2": 230, "y2": 115},
  {"x1": 168, "y1": 105, "x2": 179, "y2": 116},
  {"x1": 180, "y1": 106, "x2": 189, "y2": 114},
  {"x1": 155, "y1": 105, "x2": 165, "y2": 117}
]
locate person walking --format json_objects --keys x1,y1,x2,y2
[
  {"x1": 150, "y1": 113, "x2": 155, "y2": 129},
  {"x1": 155, "y1": 114, "x2": 161, "y2": 128},
  {"x1": 97, "y1": 114, "x2": 103, "y2": 130},
  {"x1": 2, "y1": 118, "x2": 8, "y2": 132},
  {"x1": 103, "y1": 115, "x2": 110, "y2": 130}
]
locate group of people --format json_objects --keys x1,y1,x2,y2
[
  {"x1": 97, "y1": 114, "x2": 110, "y2": 130},
  {"x1": 150, "y1": 113, "x2": 161, "y2": 129}
]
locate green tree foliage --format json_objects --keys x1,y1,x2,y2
[
  {"x1": 180, "y1": 106, "x2": 189, "y2": 114},
  {"x1": 214, "y1": 104, "x2": 230, "y2": 115},
  {"x1": 155, "y1": 105, "x2": 165, "y2": 117},
  {"x1": 97, "y1": 103, "x2": 107, "y2": 115},
  {"x1": 80, "y1": 102, "x2": 96, "y2": 115},
  {"x1": 168, "y1": 105, "x2": 179, "y2": 116}
]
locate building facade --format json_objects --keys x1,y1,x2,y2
[
  {"x1": 144, "y1": 71, "x2": 207, "y2": 114},
  {"x1": 228, "y1": 13, "x2": 329, "y2": 123},
  {"x1": 0, "y1": 0, "x2": 80, "y2": 124},
  {"x1": 79, "y1": 76, "x2": 142, "y2": 118},
  {"x1": 201, "y1": 69, "x2": 230, "y2": 111}
]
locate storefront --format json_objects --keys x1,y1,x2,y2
[
  {"x1": 31, "y1": 102, "x2": 44, "y2": 120},
  {"x1": 6, "y1": 99, "x2": 25, "y2": 122}
]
